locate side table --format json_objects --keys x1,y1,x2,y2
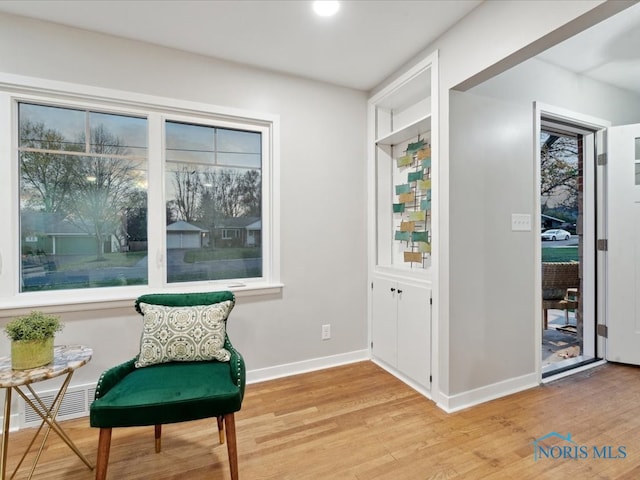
[{"x1": 0, "y1": 345, "x2": 94, "y2": 480}]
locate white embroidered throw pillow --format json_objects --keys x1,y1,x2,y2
[{"x1": 135, "y1": 301, "x2": 232, "y2": 368}]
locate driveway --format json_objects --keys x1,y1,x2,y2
[{"x1": 542, "y1": 236, "x2": 578, "y2": 247}]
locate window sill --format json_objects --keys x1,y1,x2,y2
[{"x1": 0, "y1": 282, "x2": 284, "y2": 318}]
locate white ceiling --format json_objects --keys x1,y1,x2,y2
[
  {"x1": 0, "y1": 0, "x2": 482, "y2": 91},
  {"x1": 536, "y1": 1, "x2": 640, "y2": 96},
  {"x1": 0, "y1": 0, "x2": 639, "y2": 95}
]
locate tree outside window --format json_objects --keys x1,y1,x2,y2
[
  {"x1": 18, "y1": 102, "x2": 148, "y2": 291},
  {"x1": 540, "y1": 131, "x2": 578, "y2": 228},
  {"x1": 16, "y1": 102, "x2": 266, "y2": 293},
  {"x1": 165, "y1": 121, "x2": 262, "y2": 283}
]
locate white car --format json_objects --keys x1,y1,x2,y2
[{"x1": 541, "y1": 229, "x2": 571, "y2": 241}]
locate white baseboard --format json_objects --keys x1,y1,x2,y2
[
  {"x1": 1, "y1": 351, "x2": 370, "y2": 431},
  {"x1": 2, "y1": 358, "x2": 546, "y2": 431},
  {"x1": 246, "y1": 349, "x2": 370, "y2": 384},
  {"x1": 370, "y1": 358, "x2": 432, "y2": 400},
  {"x1": 437, "y1": 372, "x2": 538, "y2": 413}
]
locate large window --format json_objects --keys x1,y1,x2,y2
[
  {"x1": 19, "y1": 103, "x2": 148, "y2": 291},
  {"x1": 164, "y1": 120, "x2": 262, "y2": 283},
  {"x1": 2, "y1": 86, "x2": 276, "y2": 303}
]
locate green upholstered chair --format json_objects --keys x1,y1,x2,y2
[{"x1": 89, "y1": 291, "x2": 246, "y2": 480}]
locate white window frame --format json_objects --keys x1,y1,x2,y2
[{"x1": 0, "y1": 73, "x2": 282, "y2": 314}]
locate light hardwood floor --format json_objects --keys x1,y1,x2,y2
[{"x1": 5, "y1": 361, "x2": 640, "y2": 479}]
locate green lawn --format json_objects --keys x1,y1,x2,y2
[
  {"x1": 183, "y1": 247, "x2": 261, "y2": 263},
  {"x1": 541, "y1": 246, "x2": 578, "y2": 263}
]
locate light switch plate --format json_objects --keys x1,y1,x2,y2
[{"x1": 511, "y1": 213, "x2": 532, "y2": 232}]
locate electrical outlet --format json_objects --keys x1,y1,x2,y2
[{"x1": 321, "y1": 324, "x2": 331, "y2": 340}]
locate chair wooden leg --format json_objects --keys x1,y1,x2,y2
[
  {"x1": 224, "y1": 413, "x2": 239, "y2": 480},
  {"x1": 543, "y1": 309, "x2": 548, "y2": 330},
  {"x1": 155, "y1": 425, "x2": 162, "y2": 453},
  {"x1": 217, "y1": 416, "x2": 225, "y2": 444},
  {"x1": 95, "y1": 428, "x2": 112, "y2": 480}
]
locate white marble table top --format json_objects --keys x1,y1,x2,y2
[{"x1": 0, "y1": 345, "x2": 92, "y2": 388}]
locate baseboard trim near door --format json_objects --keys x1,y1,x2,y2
[{"x1": 437, "y1": 372, "x2": 538, "y2": 413}]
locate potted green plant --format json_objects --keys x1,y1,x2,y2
[{"x1": 4, "y1": 311, "x2": 63, "y2": 370}]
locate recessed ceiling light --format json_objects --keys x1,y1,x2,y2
[{"x1": 313, "y1": 1, "x2": 340, "y2": 17}]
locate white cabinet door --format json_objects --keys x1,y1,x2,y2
[
  {"x1": 371, "y1": 278, "x2": 398, "y2": 367},
  {"x1": 397, "y1": 283, "x2": 431, "y2": 387},
  {"x1": 372, "y1": 278, "x2": 431, "y2": 388}
]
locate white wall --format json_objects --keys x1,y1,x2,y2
[
  {"x1": 2, "y1": 0, "x2": 635, "y2": 418},
  {"x1": 0, "y1": 12, "x2": 369, "y2": 399},
  {"x1": 448, "y1": 51, "x2": 640, "y2": 397},
  {"x1": 443, "y1": 3, "x2": 640, "y2": 408},
  {"x1": 470, "y1": 57, "x2": 640, "y2": 126},
  {"x1": 446, "y1": 56, "x2": 640, "y2": 397},
  {"x1": 449, "y1": 91, "x2": 536, "y2": 397},
  {"x1": 371, "y1": 0, "x2": 636, "y2": 409}
]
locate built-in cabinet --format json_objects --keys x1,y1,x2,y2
[
  {"x1": 371, "y1": 277, "x2": 431, "y2": 387},
  {"x1": 368, "y1": 52, "x2": 437, "y2": 397}
]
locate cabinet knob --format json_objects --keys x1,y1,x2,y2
[
  {"x1": 397, "y1": 289, "x2": 403, "y2": 294},
  {"x1": 390, "y1": 287, "x2": 396, "y2": 292}
]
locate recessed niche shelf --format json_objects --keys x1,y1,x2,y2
[
  {"x1": 370, "y1": 56, "x2": 433, "y2": 273},
  {"x1": 367, "y1": 51, "x2": 438, "y2": 399},
  {"x1": 375, "y1": 114, "x2": 431, "y2": 146}
]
